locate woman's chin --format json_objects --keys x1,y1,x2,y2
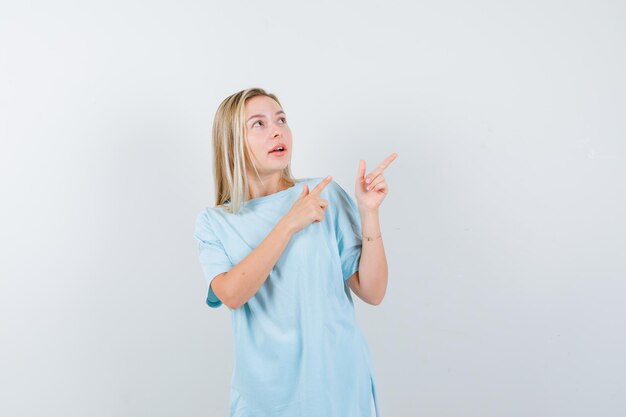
[{"x1": 266, "y1": 155, "x2": 291, "y2": 166}]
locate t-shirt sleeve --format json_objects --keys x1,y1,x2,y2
[
  {"x1": 194, "y1": 209, "x2": 234, "y2": 308},
  {"x1": 332, "y1": 181, "x2": 363, "y2": 281}
]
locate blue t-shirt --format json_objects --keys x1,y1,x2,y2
[{"x1": 194, "y1": 177, "x2": 380, "y2": 417}]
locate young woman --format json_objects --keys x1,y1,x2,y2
[{"x1": 194, "y1": 87, "x2": 397, "y2": 417}]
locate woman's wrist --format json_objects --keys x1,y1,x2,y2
[
  {"x1": 276, "y1": 217, "x2": 296, "y2": 238},
  {"x1": 359, "y1": 207, "x2": 381, "y2": 242},
  {"x1": 359, "y1": 206, "x2": 379, "y2": 216}
]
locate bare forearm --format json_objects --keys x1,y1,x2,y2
[
  {"x1": 358, "y1": 208, "x2": 388, "y2": 304},
  {"x1": 219, "y1": 220, "x2": 294, "y2": 309}
]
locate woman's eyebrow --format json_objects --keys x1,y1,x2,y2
[{"x1": 246, "y1": 110, "x2": 286, "y2": 123}]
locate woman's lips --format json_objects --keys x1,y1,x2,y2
[{"x1": 269, "y1": 149, "x2": 287, "y2": 157}]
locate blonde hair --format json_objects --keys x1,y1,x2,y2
[{"x1": 211, "y1": 87, "x2": 298, "y2": 213}]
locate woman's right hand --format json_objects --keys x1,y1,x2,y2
[{"x1": 280, "y1": 176, "x2": 333, "y2": 234}]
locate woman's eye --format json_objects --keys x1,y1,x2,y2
[{"x1": 252, "y1": 118, "x2": 286, "y2": 127}]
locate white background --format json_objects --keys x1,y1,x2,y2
[{"x1": 1, "y1": 1, "x2": 625, "y2": 416}]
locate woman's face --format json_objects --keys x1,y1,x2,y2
[{"x1": 244, "y1": 95, "x2": 292, "y2": 175}]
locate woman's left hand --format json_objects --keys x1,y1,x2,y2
[{"x1": 355, "y1": 152, "x2": 398, "y2": 212}]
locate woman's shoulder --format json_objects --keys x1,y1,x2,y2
[
  {"x1": 194, "y1": 207, "x2": 217, "y2": 241},
  {"x1": 195, "y1": 205, "x2": 229, "y2": 230},
  {"x1": 194, "y1": 205, "x2": 236, "y2": 241}
]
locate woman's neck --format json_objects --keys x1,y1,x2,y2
[{"x1": 246, "y1": 175, "x2": 289, "y2": 200}]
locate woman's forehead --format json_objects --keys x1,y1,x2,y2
[{"x1": 245, "y1": 95, "x2": 282, "y2": 115}]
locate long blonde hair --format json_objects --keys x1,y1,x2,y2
[{"x1": 211, "y1": 87, "x2": 298, "y2": 213}]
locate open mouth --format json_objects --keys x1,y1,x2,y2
[{"x1": 269, "y1": 145, "x2": 287, "y2": 155}]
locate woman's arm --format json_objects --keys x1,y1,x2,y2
[
  {"x1": 347, "y1": 153, "x2": 397, "y2": 305},
  {"x1": 347, "y1": 208, "x2": 388, "y2": 305},
  {"x1": 211, "y1": 220, "x2": 294, "y2": 310}
]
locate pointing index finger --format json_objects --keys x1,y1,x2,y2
[
  {"x1": 365, "y1": 153, "x2": 398, "y2": 182},
  {"x1": 379, "y1": 152, "x2": 398, "y2": 170},
  {"x1": 310, "y1": 175, "x2": 333, "y2": 195}
]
